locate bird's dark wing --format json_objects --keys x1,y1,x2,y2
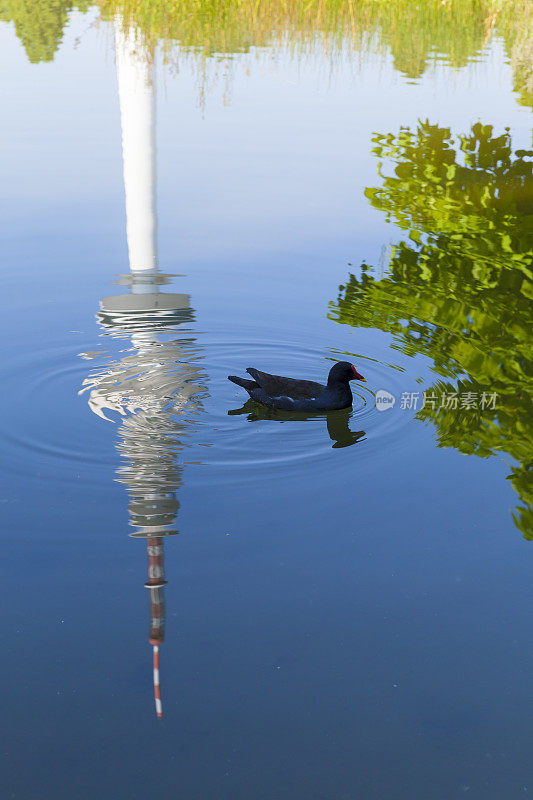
[{"x1": 246, "y1": 368, "x2": 324, "y2": 399}]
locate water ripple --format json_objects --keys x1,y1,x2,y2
[
  {"x1": 194, "y1": 337, "x2": 414, "y2": 481},
  {"x1": 1, "y1": 332, "x2": 416, "y2": 488}
]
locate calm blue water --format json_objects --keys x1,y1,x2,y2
[{"x1": 1, "y1": 8, "x2": 533, "y2": 799}]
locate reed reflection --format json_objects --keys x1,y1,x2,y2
[{"x1": 4, "y1": 2, "x2": 532, "y2": 112}]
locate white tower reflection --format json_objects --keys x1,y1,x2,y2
[
  {"x1": 80, "y1": 20, "x2": 205, "y2": 718},
  {"x1": 115, "y1": 17, "x2": 157, "y2": 273}
]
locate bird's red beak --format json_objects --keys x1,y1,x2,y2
[{"x1": 352, "y1": 365, "x2": 365, "y2": 381}]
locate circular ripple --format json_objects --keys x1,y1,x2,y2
[
  {"x1": 2, "y1": 331, "x2": 416, "y2": 488},
  {"x1": 0, "y1": 340, "x2": 118, "y2": 483},
  {"x1": 184, "y1": 334, "x2": 415, "y2": 483}
]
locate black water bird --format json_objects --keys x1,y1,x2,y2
[{"x1": 228, "y1": 361, "x2": 365, "y2": 412}]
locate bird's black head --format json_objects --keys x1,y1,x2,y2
[{"x1": 328, "y1": 361, "x2": 365, "y2": 385}]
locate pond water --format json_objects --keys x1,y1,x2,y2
[{"x1": 1, "y1": 3, "x2": 532, "y2": 798}]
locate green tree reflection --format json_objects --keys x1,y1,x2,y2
[
  {"x1": 330, "y1": 121, "x2": 533, "y2": 537},
  {"x1": 0, "y1": 0, "x2": 90, "y2": 62}
]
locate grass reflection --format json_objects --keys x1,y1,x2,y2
[{"x1": 2, "y1": 0, "x2": 532, "y2": 107}]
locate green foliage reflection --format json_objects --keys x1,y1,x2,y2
[
  {"x1": 2, "y1": 0, "x2": 533, "y2": 110},
  {"x1": 0, "y1": 0, "x2": 90, "y2": 62},
  {"x1": 330, "y1": 122, "x2": 533, "y2": 536}
]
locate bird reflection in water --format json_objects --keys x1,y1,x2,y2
[{"x1": 228, "y1": 402, "x2": 365, "y2": 449}]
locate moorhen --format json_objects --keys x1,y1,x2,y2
[{"x1": 228, "y1": 361, "x2": 365, "y2": 412}]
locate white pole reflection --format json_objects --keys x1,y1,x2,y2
[
  {"x1": 115, "y1": 17, "x2": 157, "y2": 274},
  {"x1": 79, "y1": 20, "x2": 205, "y2": 720}
]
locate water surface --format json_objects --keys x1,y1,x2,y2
[{"x1": 1, "y1": 3, "x2": 533, "y2": 798}]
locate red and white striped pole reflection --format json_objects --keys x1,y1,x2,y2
[
  {"x1": 152, "y1": 644, "x2": 162, "y2": 718},
  {"x1": 145, "y1": 535, "x2": 167, "y2": 718}
]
